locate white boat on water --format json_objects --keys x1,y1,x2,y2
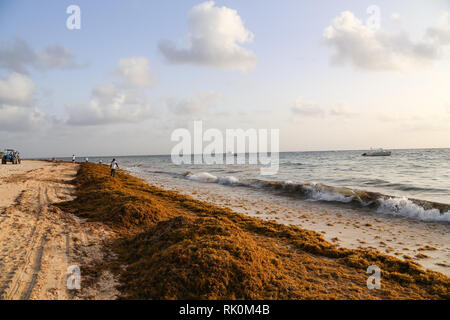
[{"x1": 362, "y1": 148, "x2": 392, "y2": 157}]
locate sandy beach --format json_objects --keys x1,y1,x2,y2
[
  {"x1": 0, "y1": 161, "x2": 448, "y2": 300},
  {"x1": 0, "y1": 161, "x2": 118, "y2": 300}
]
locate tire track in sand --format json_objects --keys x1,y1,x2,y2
[
  {"x1": 0, "y1": 162, "x2": 119, "y2": 300},
  {"x1": 1, "y1": 185, "x2": 48, "y2": 299}
]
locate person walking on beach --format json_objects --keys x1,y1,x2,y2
[
  {"x1": 72, "y1": 154, "x2": 75, "y2": 163},
  {"x1": 110, "y1": 158, "x2": 119, "y2": 177}
]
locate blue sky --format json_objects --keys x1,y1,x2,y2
[{"x1": 0, "y1": 0, "x2": 449, "y2": 157}]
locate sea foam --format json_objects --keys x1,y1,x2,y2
[
  {"x1": 376, "y1": 197, "x2": 450, "y2": 222},
  {"x1": 182, "y1": 171, "x2": 450, "y2": 223}
]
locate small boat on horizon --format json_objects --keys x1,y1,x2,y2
[{"x1": 362, "y1": 148, "x2": 392, "y2": 157}]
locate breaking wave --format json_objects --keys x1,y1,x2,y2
[
  {"x1": 182, "y1": 171, "x2": 450, "y2": 223},
  {"x1": 376, "y1": 197, "x2": 450, "y2": 222}
]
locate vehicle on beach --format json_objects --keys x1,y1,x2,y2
[
  {"x1": 362, "y1": 148, "x2": 392, "y2": 157},
  {"x1": 1, "y1": 149, "x2": 21, "y2": 164}
]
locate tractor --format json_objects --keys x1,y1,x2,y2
[{"x1": 1, "y1": 149, "x2": 21, "y2": 164}]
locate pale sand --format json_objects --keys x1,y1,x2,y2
[
  {"x1": 0, "y1": 161, "x2": 119, "y2": 300},
  {"x1": 137, "y1": 173, "x2": 450, "y2": 276}
]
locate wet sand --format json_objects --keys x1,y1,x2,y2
[
  {"x1": 134, "y1": 172, "x2": 450, "y2": 276},
  {"x1": 65, "y1": 163, "x2": 450, "y2": 299},
  {"x1": 0, "y1": 161, "x2": 448, "y2": 300}
]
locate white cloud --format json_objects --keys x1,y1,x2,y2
[
  {"x1": 167, "y1": 91, "x2": 221, "y2": 115},
  {"x1": 66, "y1": 57, "x2": 158, "y2": 126},
  {"x1": 116, "y1": 57, "x2": 154, "y2": 88},
  {"x1": 0, "y1": 105, "x2": 47, "y2": 132},
  {"x1": 0, "y1": 72, "x2": 35, "y2": 106},
  {"x1": 323, "y1": 11, "x2": 449, "y2": 71},
  {"x1": 426, "y1": 12, "x2": 450, "y2": 45},
  {"x1": 34, "y1": 44, "x2": 78, "y2": 70},
  {"x1": 390, "y1": 13, "x2": 404, "y2": 25},
  {"x1": 0, "y1": 39, "x2": 79, "y2": 73},
  {"x1": 291, "y1": 97, "x2": 324, "y2": 117},
  {"x1": 66, "y1": 83, "x2": 152, "y2": 126},
  {"x1": 0, "y1": 72, "x2": 48, "y2": 132},
  {"x1": 291, "y1": 98, "x2": 359, "y2": 119},
  {"x1": 159, "y1": 1, "x2": 256, "y2": 71},
  {"x1": 330, "y1": 104, "x2": 358, "y2": 118}
]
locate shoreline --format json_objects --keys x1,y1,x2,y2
[
  {"x1": 178, "y1": 171, "x2": 450, "y2": 214},
  {"x1": 46, "y1": 149, "x2": 450, "y2": 208},
  {"x1": 127, "y1": 168, "x2": 450, "y2": 276},
  {"x1": 1, "y1": 161, "x2": 449, "y2": 299},
  {"x1": 63, "y1": 163, "x2": 449, "y2": 299}
]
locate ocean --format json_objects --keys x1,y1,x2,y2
[{"x1": 62, "y1": 148, "x2": 450, "y2": 222}]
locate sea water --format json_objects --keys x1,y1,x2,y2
[{"x1": 62, "y1": 148, "x2": 450, "y2": 222}]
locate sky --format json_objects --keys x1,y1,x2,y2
[{"x1": 0, "y1": 0, "x2": 449, "y2": 158}]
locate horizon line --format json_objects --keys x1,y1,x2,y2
[{"x1": 24, "y1": 146, "x2": 450, "y2": 159}]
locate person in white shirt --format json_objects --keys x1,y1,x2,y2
[
  {"x1": 72, "y1": 155, "x2": 75, "y2": 163},
  {"x1": 110, "y1": 159, "x2": 119, "y2": 177}
]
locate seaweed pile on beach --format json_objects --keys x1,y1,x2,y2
[{"x1": 58, "y1": 163, "x2": 450, "y2": 300}]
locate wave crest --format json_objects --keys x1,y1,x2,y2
[
  {"x1": 180, "y1": 171, "x2": 450, "y2": 223},
  {"x1": 376, "y1": 197, "x2": 450, "y2": 222}
]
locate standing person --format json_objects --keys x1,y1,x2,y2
[
  {"x1": 72, "y1": 155, "x2": 75, "y2": 163},
  {"x1": 85, "y1": 157, "x2": 89, "y2": 162},
  {"x1": 110, "y1": 158, "x2": 119, "y2": 177}
]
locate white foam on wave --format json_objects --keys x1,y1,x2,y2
[
  {"x1": 303, "y1": 184, "x2": 354, "y2": 203},
  {"x1": 186, "y1": 172, "x2": 218, "y2": 183},
  {"x1": 185, "y1": 172, "x2": 241, "y2": 185},
  {"x1": 218, "y1": 176, "x2": 240, "y2": 185},
  {"x1": 182, "y1": 172, "x2": 450, "y2": 223},
  {"x1": 376, "y1": 197, "x2": 450, "y2": 222},
  {"x1": 283, "y1": 180, "x2": 294, "y2": 186}
]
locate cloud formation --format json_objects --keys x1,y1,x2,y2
[
  {"x1": 66, "y1": 83, "x2": 153, "y2": 126},
  {"x1": 0, "y1": 72, "x2": 48, "y2": 132},
  {"x1": 159, "y1": 1, "x2": 256, "y2": 71},
  {"x1": 330, "y1": 104, "x2": 358, "y2": 118},
  {"x1": 323, "y1": 11, "x2": 450, "y2": 71},
  {"x1": 0, "y1": 39, "x2": 79, "y2": 74},
  {"x1": 167, "y1": 91, "x2": 221, "y2": 116},
  {"x1": 291, "y1": 97, "x2": 324, "y2": 117},
  {"x1": 0, "y1": 105, "x2": 47, "y2": 131},
  {"x1": 66, "y1": 57, "x2": 157, "y2": 126},
  {"x1": 0, "y1": 39, "x2": 81, "y2": 131},
  {"x1": 291, "y1": 98, "x2": 359, "y2": 119},
  {"x1": 0, "y1": 72, "x2": 35, "y2": 105},
  {"x1": 116, "y1": 57, "x2": 154, "y2": 88},
  {"x1": 426, "y1": 12, "x2": 450, "y2": 45}
]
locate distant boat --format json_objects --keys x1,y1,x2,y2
[{"x1": 362, "y1": 148, "x2": 392, "y2": 157}]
